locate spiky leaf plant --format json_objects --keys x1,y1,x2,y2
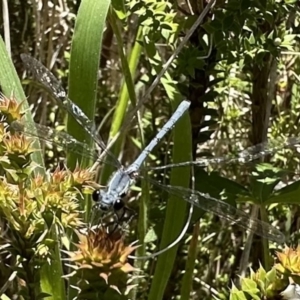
[
  {"x1": 276, "y1": 246, "x2": 300, "y2": 285},
  {"x1": 229, "y1": 246, "x2": 300, "y2": 300},
  {"x1": 65, "y1": 227, "x2": 139, "y2": 299},
  {"x1": 0, "y1": 95, "x2": 137, "y2": 299},
  {"x1": 230, "y1": 265, "x2": 284, "y2": 300}
]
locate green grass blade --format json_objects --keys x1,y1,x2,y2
[
  {"x1": 65, "y1": 1, "x2": 110, "y2": 298},
  {"x1": 66, "y1": 0, "x2": 110, "y2": 228},
  {"x1": 148, "y1": 83, "x2": 192, "y2": 300},
  {"x1": 180, "y1": 222, "x2": 200, "y2": 300},
  {"x1": 39, "y1": 251, "x2": 66, "y2": 300},
  {"x1": 67, "y1": 0, "x2": 110, "y2": 170}
]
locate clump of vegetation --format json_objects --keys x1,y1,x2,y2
[
  {"x1": 0, "y1": 95, "x2": 137, "y2": 299},
  {"x1": 0, "y1": 0, "x2": 300, "y2": 299},
  {"x1": 230, "y1": 246, "x2": 300, "y2": 299},
  {"x1": 65, "y1": 228, "x2": 139, "y2": 299}
]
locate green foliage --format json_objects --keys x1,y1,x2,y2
[
  {"x1": 0, "y1": 0, "x2": 300, "y2": 299},
  {"x1": 67, "y1": 0, "x2": 110, "y2": 170},
  {"x1": 230, "y1": 266, "x2": 282, "y2": 299},
  {"x1": 229, "y1": 249, "x2": 300, "y2": 300},
  {"x1": 0, "y1": 97, "x2": 96, "y2": 299},
  {"x1": 203, "y1": 0, "x2": 296, "y2": 68}
]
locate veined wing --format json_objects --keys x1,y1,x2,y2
[
  {"x1": 10, "y1": 120, "x2": 120, "y2": 168},
  {"x1": 20, "y1": 54, "x2": 122, "y2": 168},
  {"x1": 148, "y1": 179, "x2": 285, "y2": 243},
  {"x1": 146, "y1": 136, "x2": 300, "y2": 170}
]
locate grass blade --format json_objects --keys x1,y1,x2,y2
[
  {"x1": 65, "y1": 1, "x2": 110, "y2": 298},
  {"x1": 67, "y1": 0, "x2": 110, "y2": 169},
  {"x1": 148, "y1": 82, "x2": 192, "y2": 299},
  {"x1": 66, "y1": 0, "x2": 110, "y2": 212}
]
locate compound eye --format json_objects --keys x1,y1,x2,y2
[
  {"x1": 113, "y1": 199, "x2": 124, "y2": 211},
  {"x1": 92, "y1": 190, "x2": 101, "y2": 202}
]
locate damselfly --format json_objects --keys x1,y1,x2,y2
[{"x1": 12, "y1": 54, "x2": 289, "y2": 244}]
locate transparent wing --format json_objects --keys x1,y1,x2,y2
[
  {"x1": 148, "y1": 178, "x2": 285, "y2": 243},
  {"x1": 146, "y1": 136, "x2": 300, "y2": 170},
  {"x1": 10, "y1": 120, "x2": 120, "y2": 168},
  {"x1": 20, "y1": 54, "x2": 122, "y2": 168}
]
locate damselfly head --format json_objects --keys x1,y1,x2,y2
[{"x1": 92, "y1": 189, "x2": 125, "y2": 212}]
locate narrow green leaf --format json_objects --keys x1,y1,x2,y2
[
  {"x1": 148, "y1": 80, "x2": 192, "y2": 300},
  {"x1": 65, "y1": 1, "x2": 111, "y2": 299},
  {"x1": 67, "y1": 0, "x2": 111, "y2": 170},
  {"x1": 266, "y1": 180, "x2": 300, "y2": 205},
  {"x1": 194, "y1": 168, "x2": 249, "y2": 204},
  {"x1": 40, "y1": 257, "x2": 65, "y2": 300},
  {"x1": 180, "y1": 222, "x2": 200, "y2": 300}
]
